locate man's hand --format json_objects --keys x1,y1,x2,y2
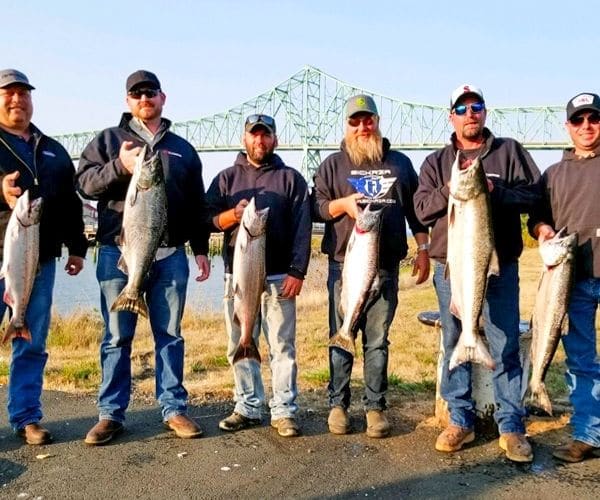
[
  {"x1": 2, "y1": 171, "x2": 22, "y2": 209},
  {"x1": 412, "y1": 250, "x2": 430, "y2": 284},
  {"x1": 280, "y1": 275, "x2": 303, "y2": 298},
  {"x1": 233, "y1": 199, "x2": 249, "y2": 221},
  {"x1": 64, "y1": 256, "x2": 84, "y2": 276},
  {"x1": 328, "y1": 193, "x2": 365, "y2": 219},
  {"x1": 194, "y1": 254, "x2": 210, "y2": 282},
  {"x1": 119, "y1": 141, "x2": 143, "y2": 174},
  {"x1": 535, "y1": 223, "x2": 555, "y2": 243}
]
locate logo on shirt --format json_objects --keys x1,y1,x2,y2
[
  {"x1": 42, "y1": 150, "x2": 56, "y2": 158},
  {"x1": 348, "y1": 169, "x2": 396, "y2": 204}
]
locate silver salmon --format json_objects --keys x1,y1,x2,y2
[
  {"x1": 447, "y1": 153, "x2": 498, "y2": 370},
  {"x1": 330, "y1": 203, "x2": 383, "y2": 357},
  {"x1": 529, "y1": 228, "x2": 577, "y2": 415},
  {"x1": 111, "y1": 145, "x2": 167, "y2": 317},
  {"x1": 1, "y1": 190, "x2": 43, "y2": 343},
  {"x1": 231, "y1": 197, "x2": 269, "y2": 364}
]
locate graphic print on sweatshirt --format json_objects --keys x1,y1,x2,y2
[{"x1": 347, "y1": 169, "x2": 397, "y2": 204}]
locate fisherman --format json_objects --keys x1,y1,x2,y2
[
  {"x1": 0, "y1": 69, "x2": 87, "y2": 445},
  {"x1": 414, "y1": 84, "x2": 541, "y2": 462},
  {"x1": 528, "y1": 92, "x2": 600, "y2": 463},
  {"x1": 206, "y1": 114, "x2": 311, "y2": 437},
  {"x1": 312, "y1": 95, "x2": 429, "y2": 438},
  {"x1": 76, "y1": 70, "x2": 210, "y2": 445}
]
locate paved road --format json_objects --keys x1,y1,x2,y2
[{"x1": 0, "y1": 387, "x2": 598, "y2": 499}]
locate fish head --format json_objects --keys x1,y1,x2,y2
[
  {"x1": 539, "y1": 227, "x2": 578, "y2": 267},
  {"x1": 241, "y1": 197, "x2": 269, "y2": 237},
  {"x1": 449, "y1": 153, "x2": 487, "y2": 201},
  {"x1": 355, "y1": 202, "x2": 384, "y2": 233},
  {"x1": 134, "y1": 146, "x2": 164, "y2": 190},
  {"x1": 13, "y1": 189, "x2": 43, "y2": 227}
]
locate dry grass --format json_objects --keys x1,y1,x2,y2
[{"x1": 0, "y1": 241, "x2": 598, "y2": 405}]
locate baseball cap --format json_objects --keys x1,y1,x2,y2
[
  {"x1": 126, "y1": 70, "x2": 161, "y2": 92},
  {"x1": 345, "y1": 94, "x2": 378, "y2": 118},
  {"x1": 450, "y1": 84, "x2": 484, "y2": 109},
  {"x1": 566, "y1": 92, "x2": 600, "y2": 120},
  {"x1": 245, "y1": 114, "x2": 276, "y2": 134},
  {"x1": 0, "y1": 69, "x2": 35, "y2": 90}
]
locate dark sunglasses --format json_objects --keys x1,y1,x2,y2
[
  {"x1": 453, "y1": 102, "x2": 485, "y2": 116},
  {"x1": 245, "y1": 114, "x2": 275, "y2": 128},
  {"x1": 347, "y1": 115, "x2": 375, "y2": 127},
  {"x1": 128, "y1": 88, "x2": 160, "y2": 99},
  {"x1": 569, "y1": 113, "x2": 600, "y2": 126}
]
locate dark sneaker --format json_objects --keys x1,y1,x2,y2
[
  {"x1": 366, "y1": 410, "x2": 391, "y2": 438},
  {"x1": 553, "y1": 440, "x2": 600, "y2": 463},
  {"x1": 271, "y1": 417, "x2": 300, "y2": 437},
  {"x1": 219, "y1": 412, "x2": 261, "y2": 432},
  {"x1": 17, "y1": 423, "x2": 53, "y2": 445},
  {"x1": 84, "y1": 419, "x2": 124, "y2": 446},
  {"x1": 164, "y1": 414, "x2": 203, "y2": 439},
  {"x1": 435, "y1": 424, "x2": 475, "y2": 452},
  {"x1": 499, "y1": 433, "x2": 533, "y2": 463},
  {"x1": 327, "y1": 406, "x2": 350, "y2": 435}
]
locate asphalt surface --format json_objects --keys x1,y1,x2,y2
[{"x1": 0, "y1": 386, "x2": 598, "y2": 499}]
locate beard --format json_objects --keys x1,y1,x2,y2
[
  {"x1": 345, "y1": 130, "x2": 383, "y2": 166},
  {"x1": 246, "y1": 143, "x2": 275, "y2": 165}
]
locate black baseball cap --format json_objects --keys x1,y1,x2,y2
[
  {"x1": 566, "y1": 92, "x2": 600, "y2": 120},
  {"x1": 126, "y1": 70, "x2": 161, "y2": 92}
]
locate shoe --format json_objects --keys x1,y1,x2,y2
[
  {"x1": 553, "y1": 440, "x2": 600, "y2": 463},
  {"x1": 164, "y1": 414, "x2": 203, "y2": 439},
  {"x1": 499, "y1": 433, "x2": 533, "y2": 463},
  {"x1": 17, "y1": 423, "x2": 53, "y2": 445},
  {"x1": 84, "y1": 419, "x2": 123, "y2": 446},
  {"x1": 366, "y1": 410, "x2": 391, "y2": 438},
  {"x1": 328, "y1": 406, "x2": 350, "y2": 435},
  {"x1": 271, "y1": 417, "x2": 300, "y2": 437},
  {"x1": 219, "y1": 412, "x2": 261, "y2": 432},
  {"x1": 435, "y1": 424, "x2": 475, "y2": 452}
]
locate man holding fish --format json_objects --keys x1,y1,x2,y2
[
  {"x1": 414, "y1": 85, "x2": 540, "y2": 462},
  {"x1": 529, "y1": 92, "x2": 600, "y2": 463},
  {"x1": 0, "y1": 69, "x2": 87, "y2": 445},
  {"x1": 76, "y1": 70, "x2": 210, "y2": 445},
  {"x1": 206, "y1": 114, "x2": 311, "y2": 438},
  {"x1": 312, "y1": 95, "x2": 429, "y2": 438}
]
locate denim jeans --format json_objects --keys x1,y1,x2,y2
[
  {"x1": 96, "y1": 245, "x2": 189, "y2": 423},
  {"x1": 563, "y1": 278, "x2": 600, "y2": 447},
  {"x1": 327, "y1": 260, "x2": 398, "y2": 411},
  {"x1": 2, "y1": 260, "x2": 56, "y2": 430},
  {"x1": 223, "y1": 273, "x2": 298, "y2": 420},
  {"x1": 433, "y1": 261, "x2": 526, "y2": 433}
]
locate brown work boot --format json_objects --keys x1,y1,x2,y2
[
  {"x1": 164, "y1": 414, "x2": 203, "y2": 438},
  {"x1": 271, "y1": 417, "x2": 300, "y2": 437},
  {"x1": 435, "y1": 424, "x2": 475, "y2": 452},
  {"x1": 553, "y1": 440, "x2": 600, "y2": 463},
  {"x1": 366, "y1": 410, "x2": 391, "y2": 438},
  {"x1": 499, "y1": 432, "x2": 533, "y2": 463},
  {"x1": 328, "y1": 406, "x2": 351, "y2": 435},
  {"x1": 84, "y1": 419, "x2": 123, "y2": 445},
  {"x1": 17, "y1": 423, "x2": 53, "y2": 445},
  {"x1": 219, "y1": 412, "x2": 261, "y2": 432}
]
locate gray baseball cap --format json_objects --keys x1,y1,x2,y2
[
  {"x1": 0, "y1": 69, "x2": 35, "y2": 90},
  {"x1": 345, "y1": 94, "x2": 378, "y2": 118}
]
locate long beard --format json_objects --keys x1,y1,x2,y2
[{"x1": 345, "y1": 131, "x2": 383, "y2": 166}]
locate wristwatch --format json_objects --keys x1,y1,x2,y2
[{"x1": 417, "y1": 243, "x2": 430, "y2": 252}]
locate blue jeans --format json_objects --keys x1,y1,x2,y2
[
  {"x1": 327, "y1": 260, "x2": 398, "y2": 411},
  {"x1": 2, "y1": 260, "x2": 56, "y2": 430},
  {"x1": 223, "y1": 274, "x2": 298, "y2": 420},
  {"x1": 563, "y1": 278, "x2": 600, "y2": 447},
  {"x1": 96, "y1": 245, "x2": 189, "y2": 423},
  {"x1": 433, "y1": 261, "x2": 526, "y2": 433}
]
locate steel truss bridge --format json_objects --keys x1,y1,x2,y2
[{"x1": 55, "y1": 65, "x2": 569, "y2": 179}]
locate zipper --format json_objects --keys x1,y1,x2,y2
[{"x1": 0, "y1": 133, "x2": 39, "y2": 186}]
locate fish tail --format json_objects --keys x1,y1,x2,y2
[
  {"x1": 329, "y1": 331, "x2": 356, "y2": 357},
  {"x1": 2, "y1": 321, "x2": 32, "y2": 344},
  {"x1": 530, "y1": 383, "x2": 554, "y2": 416},
  {"x1": 111, "y1": 290, "x2": 149, "y2": 317},
  {"x1": 232, "y1": 338, "x2": 261, "y2": 364},
  {"x1": 449, "y1": 332, "x2": 495, "y2": 371}
]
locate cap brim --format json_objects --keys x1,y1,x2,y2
[
  {"x1": 246, "y1": 123, "x2": 275, "y2": 134},
  {"x1": 128, "y1": 81, "x2": 160, "y2": 92},
  {"x1": 567, "y1": 106, "x2": 600, "y2": 120},
  {"x1": 0, "y1": 81, "x2": 35, "y2": 90}
]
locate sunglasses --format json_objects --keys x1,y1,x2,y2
[
  {"x1": 347, "y1": 115, "x2": 375, "y2": 127},
  {"x1": 453, "y1": 102, "x2": 485, "y2": 116},
  {"x1": 569, "y1": 113, "x2": 600, "y2": 126},
  {"x1": 128, "y1": 88, "x2": 160, "y2": 99},
  {"x1": 245, "y1": 114, "x2": 276, "y2": 128}
]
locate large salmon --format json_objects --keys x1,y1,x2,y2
[
  {"x1": 447, "y1": 153, "x2": 498, "y2": 370},
  {"x1": 1, "y1": 190, "x2": 43, "y2": 343},
  {"x1": 111, "y1": 145, "x2": 167, "y2": 317}
]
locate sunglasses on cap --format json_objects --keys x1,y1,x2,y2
[
  {"x1": 245, "y1": 114, "x2": 275, "y2": 129},
  {"x1": 128, "y1": 88, "x2": 160, "y2": 99},
  {"x1": 347, "y1": 114, "x2": 375, "y2": 127},
  {"x1": 569, "y1": 112, "x2": 600, "y2": 126},
  {"x1": 453, "y1": 102, "x2": 485, "y2": 116}
]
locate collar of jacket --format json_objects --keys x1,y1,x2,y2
[
  {"x1": 450, "y1": 127, "x2": 494, "y2": 159},
  {"x1": 235, "y1": 151, "x2": 285, "y2": 171},
  {"x1": 118, "y1": 112, "x2": 172, "y2": 137},
  {"x1": 562, "y1": 143, "x2": 600, "y2": 161}
]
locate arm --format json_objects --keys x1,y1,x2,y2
[
  {"x1": 311, "y1": 157, "x2": 362, "y2": 221},
  {"x1": 413, "y1": 155, "x2": 451, "y2": 226}
]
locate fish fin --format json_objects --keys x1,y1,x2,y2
[
  {"x1": 130, "y1": 188, "x2": 138, "y2": 206},
  {"x1": 449, "y1": 299, "x2": 462, "y2": 320},
  {"x1": 232, "y1": 338, "x2": 261, "y2": 364},
  {"x1": 448, "y1": 199, "x2": 456, "y2": 227},
  {"x1": 232, "y1": 312, "x2": 241, "y2": 327},
  {"x1": 329, "y1": 331, "x2": 356, "y2": 357},
  {"x1": 443, "y1": 262, "x2": 450, "y2": 281},
  {"x1": 117, "y1": 255, "x2": 128, "y2": 275},
  {"x1": 488, "y1": 249, "x2": 500, "y2": 277},
  {"x1": 2, "y1": 321, "x2": 32, "y2": 344},
  {"x1": 110, "y1": 290, "x2": 148, "y2": 317},
  {"x1": 449, "y1": 332, "x2": 495, "y2": 371},
  {"x1": 530, "y1": 383, "x2": 553, "y2": 416},
  {"x1": 560, "y1": 313, "x2": 569, "y2": 336},
  {"x1": 3, "y1": 290, "x2": 13, "y2": 307}
]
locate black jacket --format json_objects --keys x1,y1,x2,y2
[
  {"x1": 75, "y1": 113, "x2": 209, "y2": 255},
  {"x1": 0, "y1": 125, "x2": 87, "y2": 261}
]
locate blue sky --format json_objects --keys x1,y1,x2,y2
[{"x1": 5, "y1": 0, "x2": 597, "y2": 180}]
